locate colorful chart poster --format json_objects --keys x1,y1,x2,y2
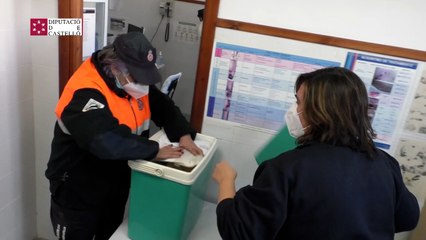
[
  {"x1": 345, "y1": 53, "x2": 418, "y2": 150},
  {"x1": 207, "y1": 42, "x2": 340, "y2": 131}
]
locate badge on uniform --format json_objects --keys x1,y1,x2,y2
[
  {"x1": 82, "y1": 98, "x2": 105, "y2": 112},
  {"x1": 137, "y1": 99, "x2": 144, "y2": 110}
]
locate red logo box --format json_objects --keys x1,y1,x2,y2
[{"x1": 30, "y1": 18, "x2": 48, "y2": 36}]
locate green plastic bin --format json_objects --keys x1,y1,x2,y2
[{"x1": 127, "y1": 130, "x2": 217, "y2": 240}]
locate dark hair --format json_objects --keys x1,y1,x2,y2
[
  {"x1": 96, "y1": 45, "x2": 127, "y2": 78},
  {"x1": 295, "y1": 67, "x2": 377, "y2": 157}
]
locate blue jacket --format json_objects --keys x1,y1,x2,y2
[{"x1": 217, "y1": 143, "x2": 419, "y2": 240}]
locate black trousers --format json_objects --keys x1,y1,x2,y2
[{"x1": 50, "y1": 197, "x2": 127, "y2": 240}]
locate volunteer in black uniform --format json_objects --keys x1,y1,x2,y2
[
  {"x1": 46, "y1": 32, "x2": 203, "y2": 240},
  {"x1": 213, "y1": 67, "x2": 419, "y2": 240}
]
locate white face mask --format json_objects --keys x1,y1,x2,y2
[
  {"x1": 123, "y1": 82, "x2": 149, "y2": 99},
  {"x1": 115, "y1": 75, "x2": 149, "y2": 99},
  {"x1": 285, "y1": 103, "x2": 306, "y2": 138}
]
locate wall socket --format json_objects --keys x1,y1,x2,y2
[{"x1": 159, "y1": 1, "x2": 173, "y2": 18}]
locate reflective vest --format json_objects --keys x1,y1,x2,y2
[{"x1": 55, "y1": 58, "x2": 151, "y2": 135}]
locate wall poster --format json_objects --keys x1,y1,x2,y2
[
  {"x1": 345, "y1": 53, "x2": 419, "y2": 150},
  {"x1": 207, "y1": 42, "x2": 339, "y2": 131}
]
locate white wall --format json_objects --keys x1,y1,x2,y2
[
  {"x1": 219, "y1": 0, "x2": 426, "y2": 51},
  {"x1": 0, "y1": 0, "x2": 37, "y2": 239},
  {"x1": 31, "y1": 0, "x2": 59, "y2": 239}
]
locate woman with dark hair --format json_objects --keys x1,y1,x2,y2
[{"x1": 213, "y1": 67, "x2": 419, "y2": 240}]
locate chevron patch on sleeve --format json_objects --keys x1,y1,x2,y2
[{"x1": 82, "y1": 98, "x2": 105, "y2": 112}]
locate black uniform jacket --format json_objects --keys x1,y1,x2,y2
[
  {"x1": 217, "y1": 143, "x2": 419, "y2": 240},
  {"x1": 45, "y1": 51, "x2": 196, "y2": 209}
]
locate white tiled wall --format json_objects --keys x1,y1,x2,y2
[
  {"x1": 0, "y1": 0, "x2": 59, "y2": 239},
  {"x1": 31, "y1": 0, "x2": 59, "y2": 239},
  {"x1": 0, "y1": 0, "x2": 37, "y2": 239},
  {"x1": 33, "y1": 63, "x2": 58, "y2": 240}
]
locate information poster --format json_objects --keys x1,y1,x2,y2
[
  {"x1": 207, "y1": 42, "x2": 340, "y2": 131},
  {"x1": 345, "y1": 53, "x2": 418, "y2": 150}
]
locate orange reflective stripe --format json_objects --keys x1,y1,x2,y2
[{"x1": 55, "y1": 58, "x2": 151, "y2": 133}]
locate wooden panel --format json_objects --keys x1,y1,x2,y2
[
  {"x1": 216, "y1": 19, "x2": 426, "y2": 61},
  {"x1": 58, "y1": 0, "x2": 83, "y2": 95},
  {"x1": 190, "y1": 0, "x2": 219, "y2": 132}
]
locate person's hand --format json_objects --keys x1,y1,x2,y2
[
  {"x1": 179, "y1": 134, "x2": 204, "y2": 156},
  {"x1": 213, "y1": 161, "x2": 237, "y2": 202},
  {"x1": 155, "y1": 145, "x2": 183, "y2": 160},
  {"x1": 213, "y1": 161, "x2": 237, "y2": 184}
]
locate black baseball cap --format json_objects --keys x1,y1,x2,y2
[{"x1": 113, "y1": 32, "x2": 162, "y2": 85}]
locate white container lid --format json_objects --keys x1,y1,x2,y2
[{"x1": 128, "y1": 130, "x2": 217, "y2": 185}]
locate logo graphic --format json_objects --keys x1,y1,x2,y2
[
  {"x1": 30, "y1": 18, "x2": 48, "y2": 36},
  {"x1": 147, "y1": 50, "x2": 154, "y2": 62},
  {"x1": 30, "y1": 18, "x2": 82, "y2": 36},
  {"x1": 82, "y1": 99, "x2": 105, "y2": 112}
]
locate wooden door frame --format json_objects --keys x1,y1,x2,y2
[
  {"x1": 58, "y1": 0, "x2": 83, "y2": 94},
  {"x1": 189, "y1": 0, "x2": 220, "y2": 132}
]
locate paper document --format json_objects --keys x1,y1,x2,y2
[{"x1": 157, "y1": 134, "x2": 210, "y2": 168}]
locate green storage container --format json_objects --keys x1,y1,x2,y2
[{"x1": 127, "y1": 130, "x2": 217, "y2": 240}]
